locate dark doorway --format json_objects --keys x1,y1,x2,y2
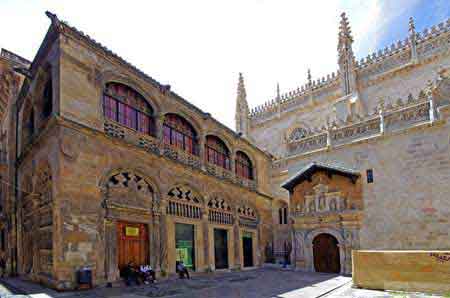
[
  {"x1": 313, "y1": 233, "x2": 340, "y2": 273},
  {"x1": 242, "y1": 232, "x2": 253, "y2": 267},
  {"x1": 117, "y1": 221, "x2": 149, "y2": 273},
  {"x1": 214, "y1": 229, "x2": 229, "y2": 269},
  {"x1": 175, "y1": 223, "x2": 195, "y2": 270}
]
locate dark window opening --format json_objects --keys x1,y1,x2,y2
[
  {"x1": 366, "y1": 169, "x2": 374, "y2": 184},
  {"x1": 0, "y1": 229, "x2": 5, "y2": 251},
  {"x1": 279, "y1": 207, "x2": 288, "y2": 225},
  {"x1": 42, "y1": 78, "x2": 53, "y2": 119}
]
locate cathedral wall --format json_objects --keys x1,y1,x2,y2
[
  {"x1": 359, "y1": 55, "x2": 450, "y2": 114},
  {"x1": 276, "y1": 113, "x2": 450, "y2": 250}
]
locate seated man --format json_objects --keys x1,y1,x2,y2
[
  {"x1": 139, "y1": 264, "x2": 156, "y2": 284},
  {"x1": 123, "y1": 261, "x2": 140, "y2": 286},
  {"x1": 176, "y1": 261, "x2": 190, "y2": 279}
]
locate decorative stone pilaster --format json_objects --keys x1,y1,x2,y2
[
  {"x1": 198, "y1": 135, "x2": 206, "y2": 171},
  {"x1": 428, "y1": 85, "x2": 436, "y2": 123},
  {"x1": 202, "y1": 210, "x2": 210, "y2": 270},
  {"x1": 104, "y1": 218, "x2": 119, "y2": 283},
  {"x1": 326, "y1": 126, "x2": 332, "y2": 148},
  {"x1": 233, "y1": 218, "x2": 241, "y2": 269},
  {"x1": 155, "y1": 113, "x2": 165, "y2": 141},
  {"x1": 230, "y1": 151, "x2": 236, "y2": 177},
  {"x1": 379, "y1": 108, "x2": 385, "y2": 135},
  {"x1": 158, "y1": 200, "x2": 168, "y2": 273},
  {"x1": 152, "y1": 206, "x2": 161, "y2": 271}
]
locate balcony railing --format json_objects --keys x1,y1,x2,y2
[{"x1": 104, "y1": 120, "x2": 258, "y2": 192}]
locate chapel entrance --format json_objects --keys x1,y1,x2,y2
[
  {"x1": 242, "y1": 232, "x2": 254, "y2": 267},
  {"x1": 313, "y1": 233, "x2": 340, "y2": 273},
  {"x1": 117, "y1": 221, "x2": 149, "y2": 273},
  {"x1": 214, "y1": 228, "x2": 229, "y2": 269}
]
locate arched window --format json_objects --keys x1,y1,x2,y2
[
  {"x1": 163, "y1": 114, "x2": 198, "y2": 155},
  {"x1": 205, "y1": 136, "x2": 230, "y2": 170},
  {"x1": 103, "y1": 82, "x2": 154, "y2": 135},
  {"x1": 235, "y1": 151, "x2": 253, "y2": 180}
]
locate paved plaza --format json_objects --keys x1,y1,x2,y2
[{"x1": 0, "y1": 268, "x2": 445, "y2": 298}]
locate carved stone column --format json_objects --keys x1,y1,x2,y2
[
  {"x1": 155, "y1": 114, "x2": 165, "y2": 140},
  {"x1": 158, "y1": 200, "x2": 168, "y2": 273},
  {"x1": 198, "y1": 135, "x2": 206, "y2": 170},
  {"x1": 233, "y1": 217, "x2": 241, "y2": 269},
  {"x1": 104, "y1": 218, "x2": 119, "y2": 283},
  {"x1": 152, "y1": 207, "x2": 161, "y2": 271},
  {"x1": 379, "y1": 108, "x2": 385, "y2": 135},
  {"x1": 202, "y1": 210, "x2": 210, "y2": 270},
  {"x1": 230, "y1": 150, "x2": 236, "y2": 177}
]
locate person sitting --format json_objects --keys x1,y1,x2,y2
[
  {"x1": 176, "y1": 261, "x2": 190, "y2": 279},
  {"x1": 139, "y1": 264, "x2": 156, "y2": 284},
  {"x1": 123, "y1": 261, "x2": 140, "y2": 286}
]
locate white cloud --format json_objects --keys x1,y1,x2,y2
[{"x1": 0, "y1": 0, "x2": 419, "y2": 129}]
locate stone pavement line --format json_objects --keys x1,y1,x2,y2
[{"x1": 274, "y1": 276, "x2": 351, "y2": 298}]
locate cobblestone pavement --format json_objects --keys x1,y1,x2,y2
[{"x1": 0, "y1": 269, "x2": 444, "y2": 298}]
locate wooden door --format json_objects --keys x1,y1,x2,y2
[
  {"x1": 313, "y1": 233, "x2": 340, "y2": 273},
  {"x1": 117, "y1": 221, "x2": 149, "y2": 272},
  {"x1": 214, "y1": 229, "x2": 228, "y2": 269}
]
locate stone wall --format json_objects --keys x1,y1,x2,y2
[
  {"x1": 353, "y1": 250, "x2": 450, "y2": 294},
  {"x1": 276, "y1": 108, "x2": 450, "y2": 250},
  {"x1": 53, "y1": 122, "x2": 273, "y2": 288}
]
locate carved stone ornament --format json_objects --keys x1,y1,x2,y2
[{"x1": 60, "y1": 130, "x2": 81, "y2": 160}]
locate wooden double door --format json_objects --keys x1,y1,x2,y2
[
  {"x1": 313, "y1": 233, "x2": 340, "y2": 273},
  {"x1": 117, "y1": 221, "x2": 149, "y2": 272}
]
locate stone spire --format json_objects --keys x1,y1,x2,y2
[
  {"x1": 276, "y1": 82, "x2": 281, "y2": 100},
  {"x1": 409, "y1": 16, "x2": 418, "y2": 63},
  {"x1": 337, "y1": 12, "x2": 357, "y2": 96},
  {"x1": 235, "y1": 72, "x2": 250, "y2": 137},
  {"x1": 307, "y1": 69, "x2": 312, "y2": 87}
]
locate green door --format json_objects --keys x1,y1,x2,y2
[{"x1": 175, "y1": 223, "x2": 195, "y2": 270}]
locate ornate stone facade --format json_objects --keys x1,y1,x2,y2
[
  {"x1": 0, "y1": 12, "x2": 275, "y2": 290},
  {"x1": 242, "y1": 13, "x2": 450, "y2": 273}
]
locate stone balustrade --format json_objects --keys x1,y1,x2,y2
[
  {"x1": 287, "y1": 99, "x2": 433, "y2": 156},
  {"x1": 104, "y1": 120, "x2": 258, "y2": 192}
]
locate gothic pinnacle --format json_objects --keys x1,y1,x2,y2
[
  {"x1": 338, "y1": 12, "x2": 353, "y2": 49},
  {"x1": 307, "y1": 69, "x2": 312, "y2": 86},
  {"x1": 409, "y1": 16, "x2": 416, "y2": 35},
  {"x1": 276, "y1": 82, "x2": 280, "y2": 100}
]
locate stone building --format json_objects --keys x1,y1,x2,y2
[
  {"x1": 240, "y1": 13, "x2": 450, "y2": 274},
  {"x1": 0, "y1": 9, "x2": 449, "y2": 289},
  {"x1": 0, "y1": 12, "x2": 280, "y2": 289}
]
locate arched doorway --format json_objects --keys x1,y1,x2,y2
[{"x1": 313, "y1": 233, "x2": 340, "y2": 273}]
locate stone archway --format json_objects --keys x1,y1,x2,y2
[
  {"x1": 304, "y1": 228, "x2": 346, "y2": 274},
  {"x1": 313, "y1": 233, "x2": 340, "y2": 273}
]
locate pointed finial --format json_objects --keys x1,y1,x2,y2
[
  {"x1": 276, "y1": 82, "x2": 280, "y2": 99},
  {"x1": 307, "y1": 69, "x2": 312, "y2": 86},
  {"x1": 409, "y1": 16, "x2": 416, "y2": 34},
  {"x1": 237, "y1": 72, "x2": 247, "y2": 99},
  {"x1": 338, "y1": 12, "x2": 353, "y2": 46}
]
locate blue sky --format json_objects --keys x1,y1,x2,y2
[{"x1": 0, "y1": 0, "x2": 449, "y2": 129}]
